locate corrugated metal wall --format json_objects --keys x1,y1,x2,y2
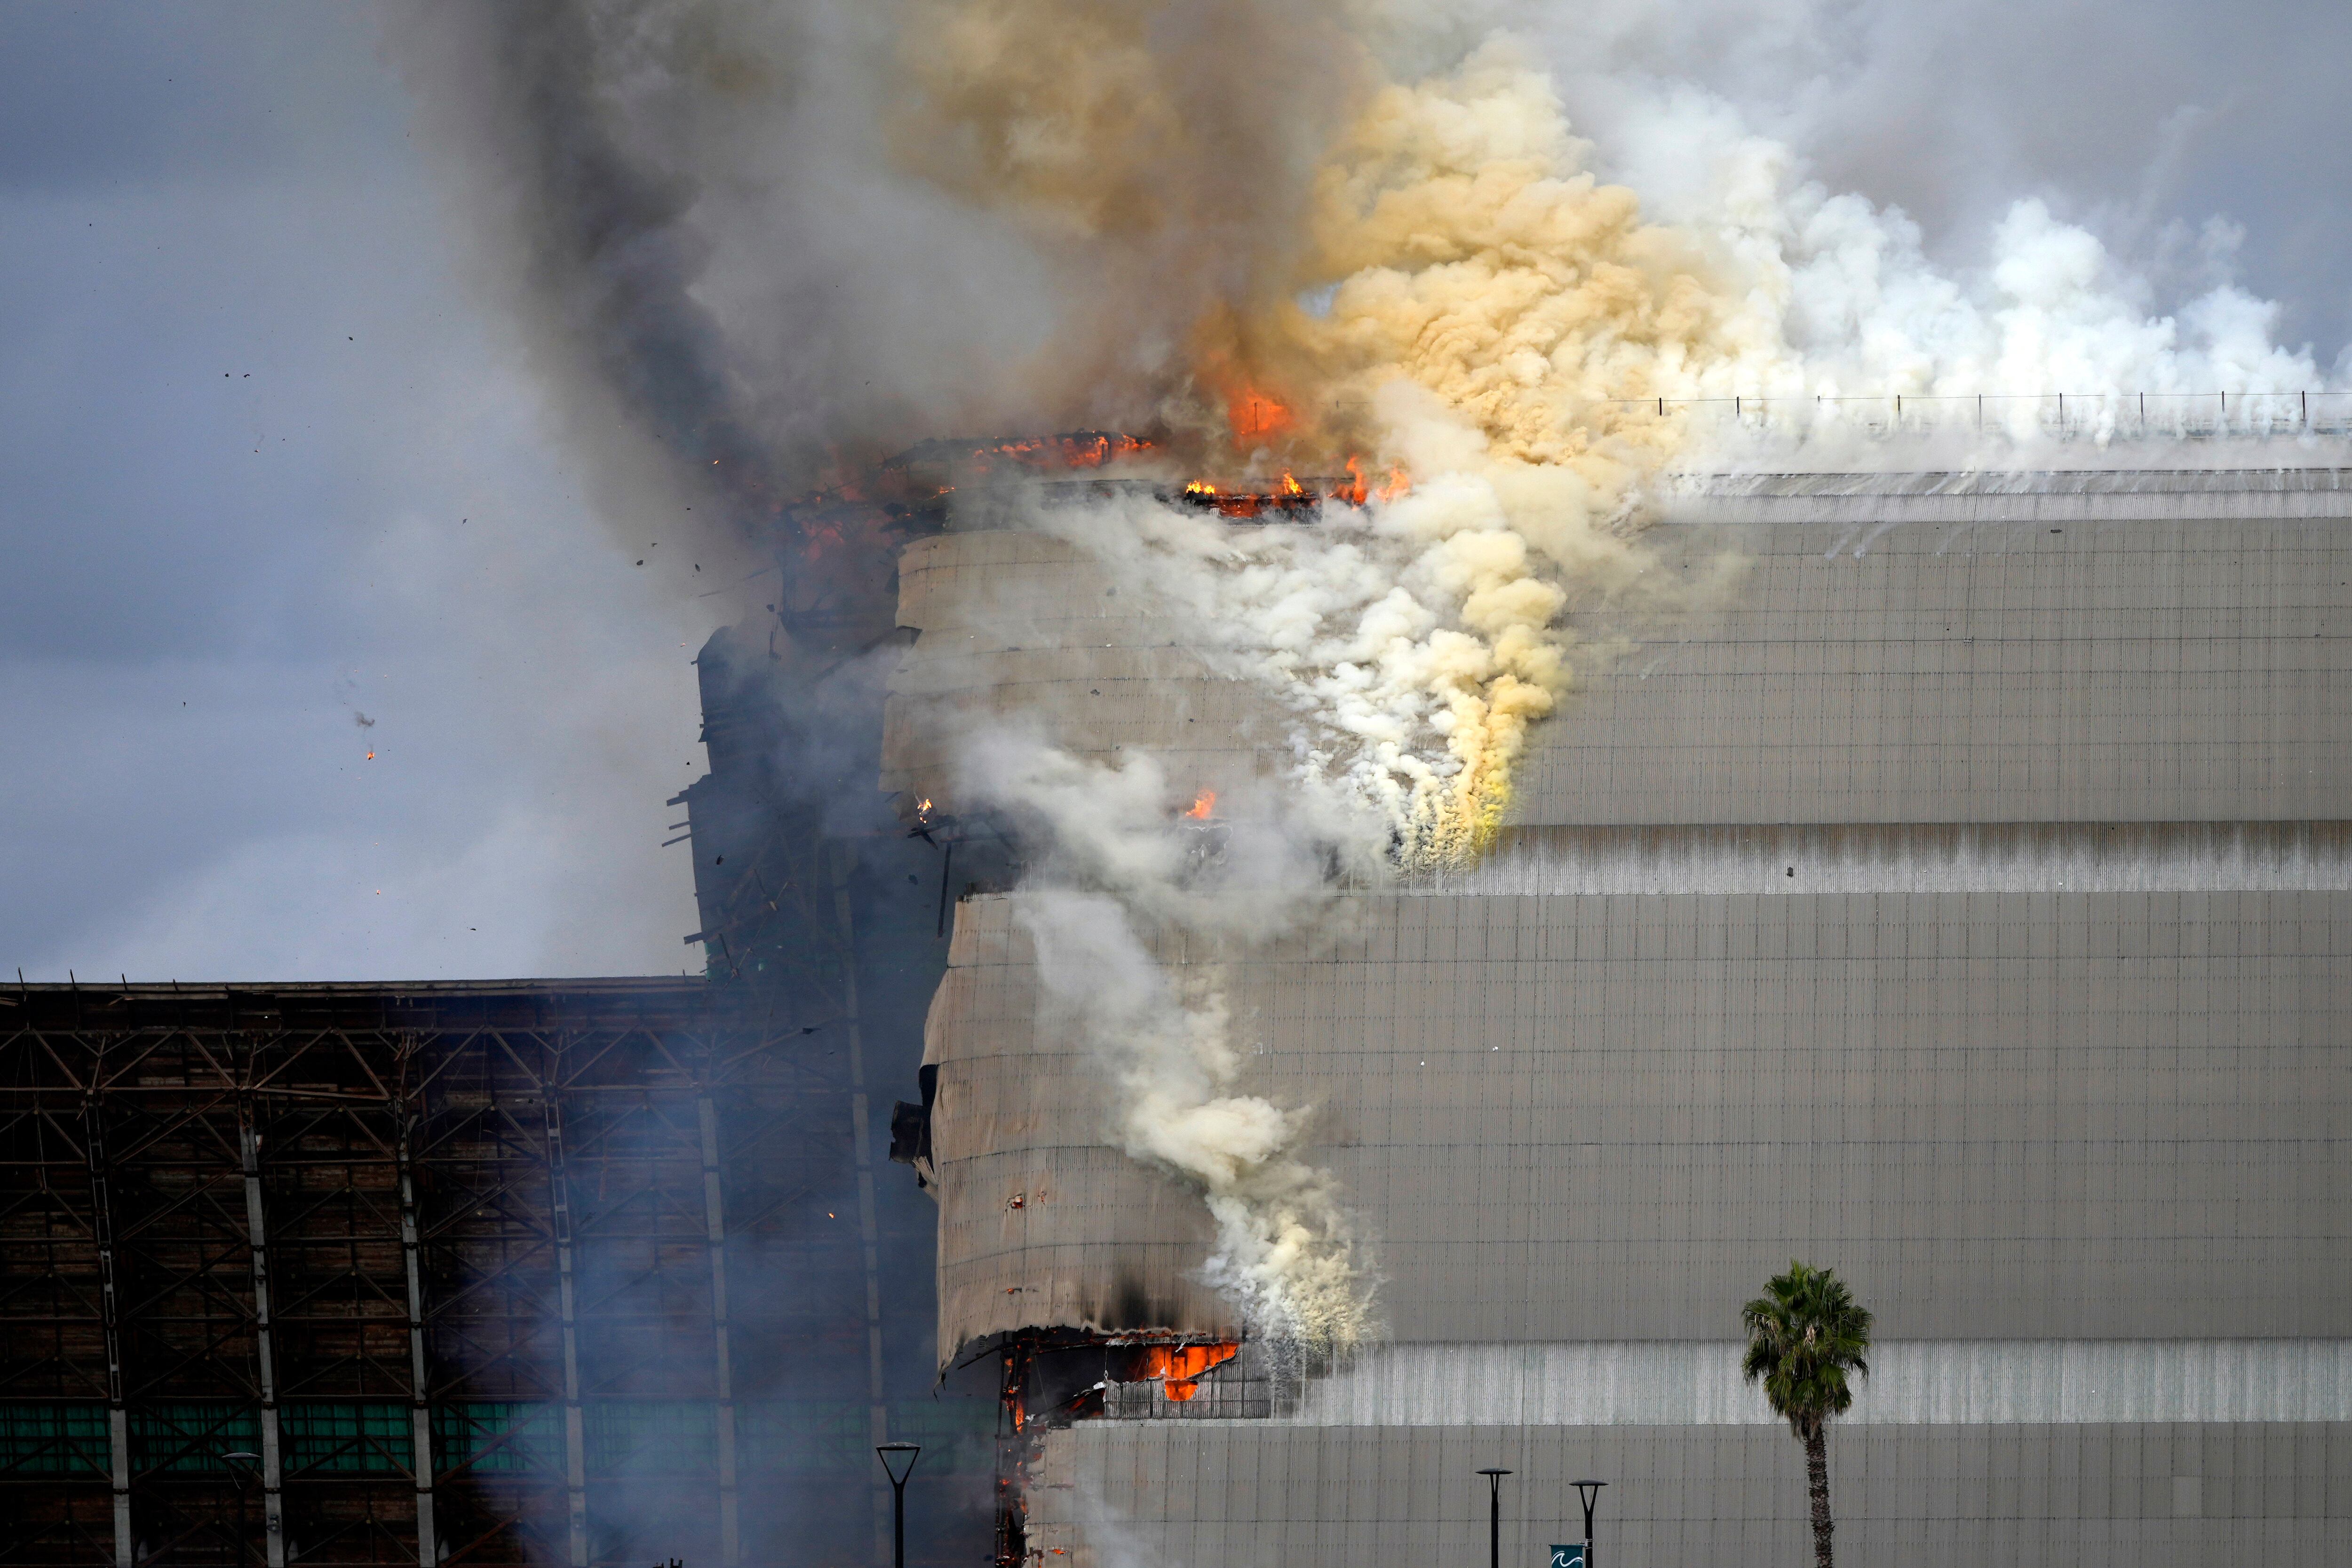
[
  {"x1": 1290, "y1": 1341, "x2": 2352, "y2": 1425},
  {"x1": 891, "y1": 470, "x2": 2352, "y2": 1564},
  {"x1": 930, "y1": 887, "x2": 2352, "y2": 1345},
  {"x1": 1517, "y1": 511, "x2": 2352, "y2": 825},
  {"x1": 1025, "y1": 1421, "x2": 2352, "y2": 1566}
]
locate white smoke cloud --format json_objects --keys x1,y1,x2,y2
[
  {"x1": 1022, "y1": 471, "x2": 1666, "y2": 867},
  {"x1": 1018, "y1": 888, "x2": 1368, "y2": 1346},
  {"x1": 1588, "y1": 83, "x2": 2332, "y2": 441},
  {"x1": 1285, "y1": 36, "x2": 2340, "y2": 457},
  {"x1": 958, "y1": 732, "x2": 1375, "y2": 1348}
]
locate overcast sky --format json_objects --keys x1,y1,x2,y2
[
  {"x1": 1, "y1": 5, "x2": 719, "y2": 980},
  {"x1": 3, "y1": 1, "x2": 2347, "y2": 983}
]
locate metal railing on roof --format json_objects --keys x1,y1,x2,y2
[{"x1": 1609, "y1": 389, "x2": 2352, "y2": 439}]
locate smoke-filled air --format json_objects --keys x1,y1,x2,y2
[{"x1": 391, "y1": 0, "x2": 2343, "y2": 1352}]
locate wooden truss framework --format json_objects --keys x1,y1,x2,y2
[{"x1": 0, "y1": 980, "x2": 863, "y2": 1568}]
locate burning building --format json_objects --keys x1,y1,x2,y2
[
  {"x1": 880, "y1": 463, "x2": 2352, "y2": 1566},
  {"x1": 8, "y1": 450, "x2": 2349, "y2": 1568},
  {"x1": 16, "y1": 4, "x2": 2352, "y2": 1564}
]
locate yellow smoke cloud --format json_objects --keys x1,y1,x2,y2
[
  {"x1": 1270, "y1": 44, "x2": 1732, "y2": 860},
  {"x1": 1299, "y1": 44, "x2": 1725, "y2": 466},
  {"x1": 902, "y1": 15, "x2": 1739, "y2": 861},
  {"x1": 896, "y1": 0, "x2": 1186, "y2": 239},
  {"x1": 896, "y1": 0, "x2": 1366, "y2": 421}
]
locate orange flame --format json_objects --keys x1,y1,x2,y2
[
  {"x1": 1339, "y1": 457, "x2": 1368, "y2": 505},
  {"x1": 365, "y1": 750, "x2": 374, "y2": 761},
  {"x1": 1184, "y1": 789, "x2": 1216, "y2": 820},
  {"x1": 950, "y1": 432, "x2": 1152, "y2": 477},
  {"x1": 1228, "y1": 386, "x2": 1293, "y2": 449},
  {"x1": 1185, "y1": 478, "x2": 1269, "y2": 518},
  {"x1": 1133, "y1": 1343, "x2": 1240, "y2": 1401},
  {"x1": 1180, "y1": 477, "x2": 1323, "y2": 519},
  {"x1": 1375, "y1": 466, "x2": 1412, "y2": 502}
]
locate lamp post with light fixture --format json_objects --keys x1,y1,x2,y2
[
  {"x1": 1476, "y1": 1467, "x2": 1512, "y2": 1568},
  {"x1": 876, "y1": 1441, "x2": 921, "y2": 1568},
  {"x1": 1574, "y1": 1479, "x2": 1607, "y2": 1568}
]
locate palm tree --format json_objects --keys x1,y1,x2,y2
[{"x1": 1742, "y1": 1260, "x2": 1873, "y2": 1568}]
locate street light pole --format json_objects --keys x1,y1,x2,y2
[
  {"x1": 1573, "y1": 1480, "x2": 1608, "y2": 1568},
  {"x1": 1476, "y1": 1467, "x2": 1512, "y2": 1568},
  {"x1": 876, "y1": 1442, "x2": 921, "y2": 1568}
]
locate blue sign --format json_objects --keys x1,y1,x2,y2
[{"x1": 1550, "y1": 1547, "x2": 1587, "y2": 1568}]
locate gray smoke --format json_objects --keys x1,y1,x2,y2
[
  {"x1": 383, "y1": 0, "x2": 1397, "y2": 529},
  {"x1": 386, "y1": 2, "x2": 766, "y2": 571},
  {"x1": 384, "y1": 0, "x2": 1069, "y2": 581}
]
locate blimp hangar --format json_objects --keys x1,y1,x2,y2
[{"x1": 885, "y1": 467, "x2": 2352, "y2": 1567}]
